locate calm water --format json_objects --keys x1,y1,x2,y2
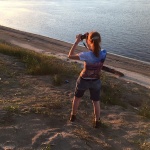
[{"x1": 0, "y1": 0, "x2": 150, "y2": 62}]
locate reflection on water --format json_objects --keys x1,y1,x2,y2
[{"x1": 0, "y1": 0, "x2": 150, "y2": 62}]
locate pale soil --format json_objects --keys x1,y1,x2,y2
[{"x1": 0, "y1": 53, "x2": 150, "y2": 150}]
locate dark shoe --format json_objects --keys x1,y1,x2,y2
[
  {"x1": 70, "y1": 115, "x2": 76, "y2": 122},
  {"x1": 93, "y1": 119, "x2": 102, "y2": 128}
]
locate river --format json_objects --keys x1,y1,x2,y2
[{"x1": 0, "y1": 0, "x2": 150, "y2": 62}]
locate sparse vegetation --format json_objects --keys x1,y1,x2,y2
[
  {"x1": 73, "y1": 127, "x2": 95, "y2": 143},
  {"x1": 42, "y1": 145, "x2": 51, "y2": 150},
  {"x1": 138, "y1": 102, "x2": 150, "y2": 119},
  {"x1": 101, "y1": 73, "x2": 126, "y2": 107},
  {"x1": 52, "y1": 74, "x2": 63, "y2": 86},
  {"x1": 3, "y1": 105, "x2": 19, "y2": 113},
  {"x1": 0, "y1": 42, "x2": 80, "y2": 76},
  {"x1": 0, "y1": 42, "x2": 150, "y2": 149}
]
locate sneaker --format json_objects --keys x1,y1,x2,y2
[
  {"x1": 93, "y1": 119, "x2": 102, "y2": 128},
  {"x1": 70, "y1": 114, "x2": 76, "y2": 122}
]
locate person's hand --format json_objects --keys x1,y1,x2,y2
[{"x1": 74, "y1": 34, "x2": 82, "y2": 44}]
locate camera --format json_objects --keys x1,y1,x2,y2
[{"x1": 80, "y1": 33, "x2": 88, "y2": 40}]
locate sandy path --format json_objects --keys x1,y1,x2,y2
[{"x1": 0, "y1": 25, "x2": 150, "y2": 88}]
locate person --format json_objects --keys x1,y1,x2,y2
[{"x1": 68, "y1": 31, "x2": 107, "y2": 128}]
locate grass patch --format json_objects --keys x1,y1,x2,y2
[
  {"x1": 52, "y1": 74, "x2": 63, "y2": 86},
  {"x1": 73, "y1": 127, "x2": 95, "y2": 143},
  {"x1": 138, "y1": 102, "x2": 150, "y2": 119},
  {"x1": 100, "y1": 73, "x2": 125, "y2": 107},
  {"x1": 134, "y1": 138, "x2": 150, "y2": 150},
  {"x1": 3, "y1": 105, "x2": 19, "y2": 113},
  {"x1": 41, "y1": 145, "x2": 51, "y2": 150},
  {"x1": 0, "y1": 42, "x2": 80, "y2": 77},
  {"x1": 140, "y1": 140, "x2": 150, "y2": 150}
]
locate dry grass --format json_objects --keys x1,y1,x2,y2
[{"x1": 0, "y1": 42, "x2": 80, "y2": 77}]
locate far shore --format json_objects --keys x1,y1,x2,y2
[{"x1": 0, "y1": 25, "x2": 150, "y2": 88}]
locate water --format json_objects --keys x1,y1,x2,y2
[{"x1": 0, "y1": 0, "x2": 150, "y2": 62}]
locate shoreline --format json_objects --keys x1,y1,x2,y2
[
  {"x1": 1, "y1": 25, "x2": 150, "y2": 66},
  {"x1": 1, "y1": 25, "x2": 150, "y2": 65},
  {"x1": 0, "y1": 25, "x2": 150, "y2": 88}
]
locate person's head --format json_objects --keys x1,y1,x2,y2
[{"x1": 86, "y1": 31, "x2": 101, "y2": 57}]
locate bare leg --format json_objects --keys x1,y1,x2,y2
[
  {"x1": 92, "y1": 101, "x2": 100, "y2": 121},
  {"x1": 71, "y1": 96, "x2": 81, "y2": 115}
]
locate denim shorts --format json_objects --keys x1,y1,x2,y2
[{"x1": 74, "y1": 77, "x2": 101, "y2": 101}]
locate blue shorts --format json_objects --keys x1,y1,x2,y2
[{"x1": 74, "y1": 77, "x2": 101, "y2": 101}]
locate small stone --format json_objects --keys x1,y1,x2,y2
[{"x1": 65, "y1": 80, "x2": 69, "y2": 83}]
